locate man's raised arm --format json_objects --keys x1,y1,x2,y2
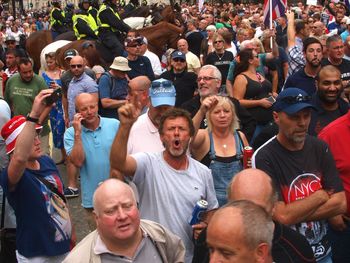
[{"x1": 110, "y1": 103, "x2": 139, "y2": 177}]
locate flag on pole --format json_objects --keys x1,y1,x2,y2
[{"x1": 263, "y1": 0, "x2": 287, "y2": 27}]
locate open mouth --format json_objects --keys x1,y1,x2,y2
[
  {"x1": 174, "y1": 139, "x2": 180, "y2": 146},
  {"x1": 118, "y1": 223, "x2": 130, "y2": 231}
]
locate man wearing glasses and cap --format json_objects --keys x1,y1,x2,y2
[
  {"x1": 252, "y1": 88, "x2": 347, "y2": 262},
  {"x1": 160, "y1": 50, "x2": 197, "y2": 107},
  {"x1": 125, "y1": 37, "x2": 155, "y2": 81}
]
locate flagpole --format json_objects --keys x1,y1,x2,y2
[{"x1": 269, "y1": 0, "x2": 273, "y2": 49}]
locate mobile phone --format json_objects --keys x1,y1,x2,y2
[
  {"x1": 45, "y1": 88, "x2": 62, "y2": 105},
  {"x1": 266, "y1": 96, "x2": 276, "y2": 103}
]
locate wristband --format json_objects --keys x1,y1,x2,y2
[{"x1": 26, "y1": 114, "x2": 39, "y2": 124}]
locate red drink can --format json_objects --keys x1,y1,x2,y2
[{"x1": 243, "y1": 146, "x2": 254, "y2": 169}]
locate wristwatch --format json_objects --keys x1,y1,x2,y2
[{"x1": 26, "y1": 114, "x2": 39, "y2": 124}]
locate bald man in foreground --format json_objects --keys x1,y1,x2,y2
[
  {"x1": 192, "y1": 169, "x2": 315, "y2": 263},
  {"x1": 63, "y1": 179, "x2": 185, "y2": 263}
]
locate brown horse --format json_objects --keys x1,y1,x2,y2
[
  {"x1": 137, "y1": 21, "x2": 183, "y2": 57},
  {"x1": 26, "y1": 31, "x2": 53, "y2": 73},
  {"x1": 54, "y1": 22, "x2": 183, "y2": 69},
  {"x1": 26, "y1": 30, "x2": 76, "y2": 73}
]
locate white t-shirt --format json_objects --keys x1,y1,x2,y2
[
  {"x1": 144, "y1": 49, "x2": 162, "y2": 77},
  {"x1": 132, "y1": 152, "x2": 218, "y2": 263}
]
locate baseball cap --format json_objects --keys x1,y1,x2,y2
[
  {"x1": 109, "y1": 56, "x2": 131, "y2": 71},
  {"x1": 171, "y1": 51, "x2": 186, "y2": 60},
  {"x1": 124, "y1": 37, "x2": 143, "y2": 47},
  {"x1": 149, "y1": 79, "x2": 176, "y2": 107},
  {"x1": 1, "y1": 115, "x2": 42, "y2": 155},
  {"x1": 273, "y1": 88, "x2": 316, "y2": 115},
  {"x1": 64, "y1": 49, "x2": 79, "y2": 60}
]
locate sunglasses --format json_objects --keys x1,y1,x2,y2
[
  {"x1": 281, "y1": 95, "x2": 311, "y2": 104},
  {"x1": 151, "y1": 80, "x2": 173, "y2": 88},
  {"x1": 214, "y1": 40, "x2": 224, "y2": 44},
  {"x1": 70, "y1": 64, "x2": 83, "y2": 69},
  {"x1": 197, "y1": 76, "x2": 217, "y2": 82},
  {"x1": 173, "y1": 58, "x2": 186, "y2": 62},
  {"x1": 128, "y1": 43, "x2": 142, "y2": 48}
]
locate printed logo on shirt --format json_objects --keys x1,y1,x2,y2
[{"x1": 282, "y1": 173, "x2": 330, "y2": 260}]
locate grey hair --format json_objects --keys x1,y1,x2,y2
[
  {"x1": 240, "y1": 40, "x2": 253, "y2": 50},
  {"x1": 222, "y1": 200, "x2": 274, "y2": 250},
  {"x1": 199, "y1": 65, "x2": 222, "y2": 80}
]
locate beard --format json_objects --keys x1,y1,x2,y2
[
  {"x1": 317, "y1": 89, "x2": 341, "y2": 104},
  {"x1": 162, "y1": 138, "x2": 190, "y2": 158},
  {"x1": 307, "y1": 58, "x2": 321, "y2": 68}
]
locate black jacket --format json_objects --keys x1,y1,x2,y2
[{"x1": 160, "y1": 69, "x2": 197, "y2": 107}]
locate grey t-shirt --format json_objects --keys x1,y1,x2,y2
[{"x1": 132, "y1": 152, "x2": 218, "y2": 263}]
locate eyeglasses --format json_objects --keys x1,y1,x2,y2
[
  {"x1": 6, "y1": 41, "x2": 15, "y2": 44},
  {"x1": 197, "y1": 76, "x2": 217, "y2": 82},
  {"x1": 214, "y1": 40, "x2": 224, "y2": 44},
  {"x1": 173, "y1": 58, "x2": 186, "y2": 62},
  {"x1": 281, "y1": 95, "x2": 311, "y2": 104},
  {"x1": 70, "y1": 64, "x2": 83, "y2": 69}
]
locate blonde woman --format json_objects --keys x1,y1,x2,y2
[{"x1": 191, "y1": 95, "x2": 249, "y2": 206}]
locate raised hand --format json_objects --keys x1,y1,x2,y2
[
  {"x1": 72, "y1": 113, "x2": 84, "y2": 133},
  {"x1": 30, "y1": 89, "x2": 54, "y2": 118},
  {"x1": 199, "y1": 95, "x2": 219, "y2": 115},
  {"x1": 118, "y1": 103, "x2": 141, "y2": 127}
]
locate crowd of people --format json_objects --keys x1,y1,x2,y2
[{"x1": 0, "y1": 0, "x2": 350, "y2": 262}]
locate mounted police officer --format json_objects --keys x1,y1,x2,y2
[
  {"x1": 97, "y1": 0, "x2": 130, "y2": 57},
  {"x1": 50, "y1": 0, "x2": 69, "y2": 36},
  {"x1": 73, "y1": 0, "x2": 99, "y2": 40}
]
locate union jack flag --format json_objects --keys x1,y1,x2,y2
[{"x1": 263, "y1": 0, "x2": 287, "y2": 27}]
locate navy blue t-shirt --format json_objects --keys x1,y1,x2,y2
[
  {"x1": 283, "y1": 68, "x2": 317, "y2": 96},
  {"x1": 0, "y1": 155, "x2": 71, "y2": 258}
]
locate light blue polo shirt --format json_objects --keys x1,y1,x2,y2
[{"x1": 64, "y1": 117, "x2": 120, "y2": 207}]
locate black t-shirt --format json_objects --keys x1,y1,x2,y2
[
  {"x1": 127, "y1": 56, "x2": 155, "y2": 81},
  {"x1": 253, "y1": 135, "x2": 343, "y2": 261},
  {"x1": 321, "y1": 58, "x2": 350, "y2": 81},
  {"x1": 205, "y1": 51, "x2": 234, "y2": 82}
]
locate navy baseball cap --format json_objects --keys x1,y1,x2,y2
[
  {"x1": 171, "y1": 51, "x2": 186, "y2": 60},
  {"x1": 149, "y1": 78, "x2": 176, "y2": 107},
  {"x1": 273, "y1": 88, "x2": 316, "y2": 115}
]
